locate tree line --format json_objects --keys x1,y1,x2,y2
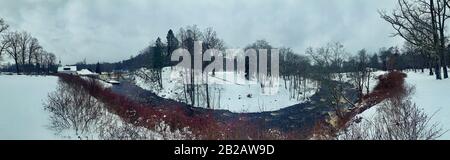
[
  {"x1": 70, "y1": 21, "x2": 444, "y2": 110},
  {"x1": 0, "y1": 18, "x2": 57, "y2": 74},
  {"x1": 81, "y1": 24, "x2": 435, "y2": 109}
]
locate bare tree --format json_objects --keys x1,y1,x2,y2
[
  {"x1": 0, "y1": 18, "x2": 8, "y2": 34},
  {"x1": 3, "y1": 31, "x2": 33, "y2": 74},
  {"x1": 202, "y1": 27, "x2": 225, "y2": 51},
  {"x1": 18, "y1": 32, "x2": 31, "y2": 72},
  {"x1": 27, "y1": 38, "x2": 41, "y2": 72},
  {"x1": 3, "y1": 31, "x2": 22, "y2": 73},
  {"x1": 33, "y1": 48, "x2": 43, "y2": 73},
  {"x1": 44, "y1": 79, "x2": 103, "y2": 139},
  {"x1": 0, "y1": 18, "x2": 9, "y2": 59},
  {"x1": 307, "y1": 42, "x2": 354, "y2": 118},
  {"x1": 41, "y1": 51, "x2": 56, "y2": 73},
  {"x1": 279, "y1": 47, "x2": 312, "y2": 101},
  {"x1": 0, "y1": 37, "x2": 9, "y2": 62},
  {"x1": 0, "y1": 19, "x2": 51, "y2": 74},
  {"x1": 380, "y1": 0, "x2": 450, "y2": 79},
  {"x1": 45, "y1": 77, "x2": 193, "y2": 140},
  {"x1": 178, "y1": 25, "x2": 203, "y2": 107},
  {"x1": 202, "y1": 27, "x2": 225, "y2": 109},
  {"x1": 348, "y1": 49, "x2": 372, "y2": 100}
]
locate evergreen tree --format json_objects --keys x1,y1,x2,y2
[
  {"x1": 166, "y1": 29, "x2": 179, "y2": 66},
  {"x1": 154, "y1": 37, "x2": 164, "y2": 69},
  {"x1": 369, "y1": 54, "x2": 380, "y2": 69},
  {"x1": 153, "y1": 37, "x2": 165, "y2": 88}
]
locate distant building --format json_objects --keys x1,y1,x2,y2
[{"x1": 57, "y1": 66, "x2": 77, "y2": 75}]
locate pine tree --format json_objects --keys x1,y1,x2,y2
[
  {"x1": 166, "y1": 29, "x2": 179, "y2": 66},
  {"x1": 154, "y1": 37, "x2": 164, "y2": 88},
  {"x1": 369, "y1": 54, "x2": 380, "y2": 70}
]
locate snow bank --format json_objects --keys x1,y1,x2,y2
[
  {"x1": 0, "y1": 75, "x2": 189, "y2": 140},
  {"x1": 359, "y1": 71, "x2": 450, "y2": 140},
  {"x1": 0, "y1": 75, "x2": 61, "y2": 140}
]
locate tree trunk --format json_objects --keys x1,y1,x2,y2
[
  {"x1": 158, "y1": 70, "x2": 163, "y2": 89},
  {"x1": 442, "y1": 56, "x2": 448, "y2": 78},
  {"x1": 14, "y1": 58, "x2": 20, "y2": 74},
  {"x1": 205, "y1": 83, "x2": 210, "y2": 109},
  {"x1": 439, "y1": 24, "x2": 448, "y2": 79},
  {"x1": 190, "y1": 69, "x2": 195, "y2": 106},
  {"x1": 430, "y1": 0, "x2": 441, "y2": 80},
  {"x1": 429, "y1": 61, "x2": 434, "y2": 76},
  {"x1": 439, "y1": 32, "x2": 448, "y2": 79},
  {"x1": 36, "y1": 63, "x2": 40, "y2": 74},
  {"x1": 183, "y1": 82, "x2": 188, "y2": 104},
  {"x1": 443, "y1": 64, "x2": 448, "y2": 78},
  {"x1": 28, "y1": 52, "x2": 33, "y2": 73},
  {"x1": 21, "y1": 51, "x2": 25, "y2": 73}
]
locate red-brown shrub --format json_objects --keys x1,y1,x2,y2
[
  {"x1": 364, "y1": 71, "x2": 407, "y2": 103},
  {"x1": 56, "y1": 74, "x2": 228, "y2": 139}
]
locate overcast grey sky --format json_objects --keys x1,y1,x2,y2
[{"x1": 0, "y1": 0, "x2": 404, "y2": 64}]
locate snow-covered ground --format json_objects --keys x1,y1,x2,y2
[
  {"x1": 133, "y1": 67, "x2": 318, "y2": 113},
  {"x1": 0, "y1": 75, "x2": 61, "y2": 140},
  {"x1": 0, "y1": 75, "x2": 190, "y2": 140},
  {"x1": 360, "y1": 71, "x2": 450, "y2": 140},
  {"x1": 407, "y1": 72, "x2": 450, "y2": 139}
]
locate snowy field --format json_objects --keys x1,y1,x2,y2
[
  {"x1": 0, "y1": 75, "x2": 61, "y2": 140},
  {"x1": 3, "y1": 71, "x2": 446, "y2": 140},
  {"x1": 133, "y1": 67, "x2": 318, "y2": 113},
  {"x1": 0, "y1": 75, "x2": 181, "y2": 140},
  {"x1": 360, "y1": 71, "x2": 450, "y2": 140},
  {"x1": 407, "y1": 72, "x2": 450, "y2": 139}
]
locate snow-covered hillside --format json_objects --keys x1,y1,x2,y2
[
  {"x1": 0, "y1": 75, "x2": 61, "y2": 140},
  {"x1": 133, "y1": 67, "x2": 318, "y2": 113},
  {"x1": 360, "y1": 71, "x2": 450, "y2": 140}
]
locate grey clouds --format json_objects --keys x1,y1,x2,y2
[{"x1": 0, "y1": 0, "x2": 404, "y2": 64}]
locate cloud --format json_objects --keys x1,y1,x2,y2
[{"x1": 0, "y1": 0, "x2": 404, "y2": 64}]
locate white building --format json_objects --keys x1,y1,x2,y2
[{"x1": 57, "y1": 66, "x2": 77, "y2": 75}]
